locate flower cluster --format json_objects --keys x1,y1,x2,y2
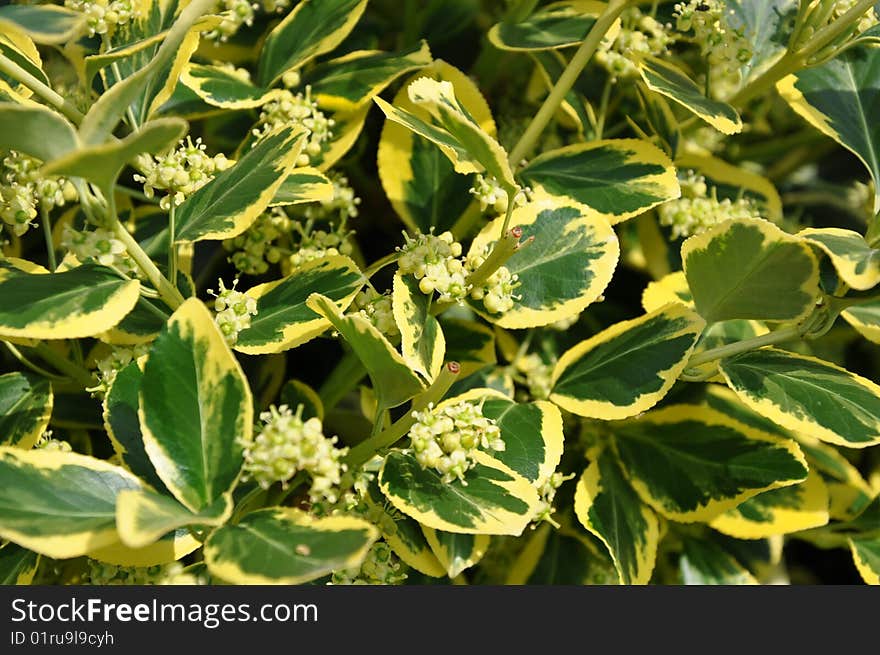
[
  {"x1": 133, "y1": 137, "x2": 232, "y2": 210},
  {"x1": 1, "y1": 152, "x2": 75, "y2": 237},
  {"x1": 208, "y1": 278, "x2": 258, "y2": 346},
  {"x1": 657, "y1": 170, "x2": 760, "y2": 239},
  {"x1": 224, "y1": 209, "x2": 288, "y2": 276},
  {"x1": 90, "y1": 343, "x2": 150, "y2": 396},
  {"x1": 674, "y1": 0, "x2": 752, "y2": 98},
  {"x1": 350, "y1": 287, "x2": 398, "y2": 338},
  {"x1": 284, "y1": 223, "x2": 354, "y2": 274},
  {"x1": 469, "y1": 175, "x2": 530, "y2": 215},
  {"x1": 252, "y1": 87, "x2": 334, "y2": 166},
  {"x1": 407, "y1": 400, "x2": 504, "y2": 484},
  {"x1": 61, "y1": 224, "x2": 139, "y2": 276},
  {"x1": 515, "y1": 353, "x2": 554, "y2": 400},
  {"x1": 532, "y1": 471, "x2": 574, "y2": 527},
  {"x1": 34, "y1": 431, "x2": 72, "y2": 452},
  {"x1": 84, "y1": 561, "x2": 202, "y2": 585},
  {"x1": 241, "y1": 404, "x2": 348, "y2": 505},
  {"x1": 330, "y1": 541, "x2": 408, "y2": 585},
  {"x1": 465, "y1": 244, "x2": 520, "y2": 314},
  {"x1": 65, "y1": 0, "x2": 140, "y2": 37},
  {"x1": 205, "y1": 0, "x2": 258, "y2": 41},
  {"x1": 397, "y1": 230, "x2": 468, "y2": 302},
  {"x1": 303, "y1": 173, "x2": 360, "y2": 223},
  {"x1": 596, "y1": 8, "x2": 673, "y2": 79}
]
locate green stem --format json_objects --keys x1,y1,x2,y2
[
  {"x1": 0, "y1": 54, "x2": 84, "y2": 125},
  {"x1": 319, "y1": 349, "x2": 367, "y2": 412},
  {"x1": 40, "y1": 205, "x2": 57, "y2": 273},
  {"x1": 229, "y1": 485, "x2": 269, "y2": 524},
  {"x1": 466, "y1": 224, "x2": 524, "y2": 289},
  {"x1": 345, "y1": 362, "x2": 461, "y2": 468},
  {"x1": 31, "y1": 343, "x2": 95, "y2": 389},
  {"x1": 168, "y1": 203, "x2": 177, "y2": 286},
  {"x1": 507, "y1": 0, "x2": 631, "y2": 165},
  {"x1": 685, "y1": 326, "x2": 801, "y2": 370},
  {"x1": 138, "y1": 296, "x2": 171, "y2": 321},
  {"x1": 595, "y1": 75, "x2": 614, "y2": 140}
]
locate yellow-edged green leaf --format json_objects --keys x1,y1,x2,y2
[
  {"x1": 0, "y1": 542, "x2": 39, "y2": 584},
  {"x1": 379, "y1": 450, "x2": 541, "y2": 536},
  {"x1": 0, "y1": 22, "x2": 47, "y2": 99},
  {"x1": 488, "y1": 1, "x2": 618, "y2": 51},
  {"x1": 270, "y1": 167, "x2": 334, "y2": 206},
  {"x1": 777, "y1": 27, "x2": 880, "y2": 213},
  {"x1": 0, "y1": 371, "x2": 52, "y2": 450},
  {"x1": 551, "y1": 303, "x2": 705, "y2": 420},
  {"x1": 440, "y1": 318, "x2": 496, "y2": 376},
  {"x1": 86, "y1": 529, "x2": 201, "y2": 567},
  {"x1": 422, "y1": 527, "x2": 490, "y2": 578},
  {"x1": 727, "y1": 0, "x2": 798, "y2": 83},
  {"x1": 309, "y1": 103, "x2": 371, "y2": 172},
  {"x1": 507, "y1": 523, "x2": 618, "y2": 584},
  {"x1": 375, "y1": 76, "x2": 516, "y2": 193},
  {"x1": 377, "y1": 61, "x2": 493, "y2": 233},
  {"x1": 682, "y1": 218, "x2": 820, "y2": 323},
  {"x1": 638, "y1": 55, "x2": 742, "y2": 135},
  {"x1": 102, "y1": 359, "x2": 167, "y2": 493},
  {"x1": 0, "y1": 4, "x2": 84, "y2": 44},
  {"x1": 364, "y1": 478, "x2": 445, "y2": 577},
  {"x1": 0, "y1": 104, "x2": 79, "y2": 163},
  {"x1": 0, "y1": 447, "x2": 142, "y2": 558},
  {"x1": 843, "y1": 298, "x2": 880, "y2": 343},
  {"x1": 519, "y1": 139, "x2": 680, "y2": 224},
  {"x1": 0, "y1": 261, "x2": 140, "y2": 340},
  {"x1": 42, "y1": 118, "x2": 188, "y2": 197},
  {"x1": 467, "y1": 197, "x2": 619, "y2": 329},
  {"x1": 307, "y1": 293, "x2": 425, "y2": 410},
  {"x1": 710, "y1": 469, "x2": 830, "y2": 538},
  {"x1": 204, "y1": 508, "x2": 378, "y2": 584},
  {"x1": 280, "y1": 379, "x2": 324, "y2": 421},
  {"x1": 306, "y1": 40, "x2": 433, "y2": 112},
  {"x1": 720, "y1": 348, "x2": 880, "y2": 449},
  {"x1": 175, "y1": 125, "x2": 306, "y2": 243},
  {"x1": 612, "y1": 405, "x2": 808, "y2": 522},
  {"x1": 799, "y1": 227, "x2": 880, "y2": 291},
  {"x1": 441, "y1": 388, "x2": 564, "y2": 484},
  {"x1": 574, "y1": 449, "x2": 659, "y2": 585},
  {"x1": 257, "y1": 0, "x2": 368, "y2": 87},
  {"x1": 679, "y1": 535, "x2": 758, "y2": 585},
  {"x1": 180, "y1": 63, "x2": 279, "y2": 109},
  {"x1": 850, "y1": 537, "x2": 880, "y2": 585},
  {"x1": 676, "y1": 153, "x2": 783, "y2": 221},
  {"x1": 641, "y1": 270, "x2": 692, "y2": 312},
  {"x1": 78, "y1": 0, "x2": 215, "y2": 144},
  {"x1": 116, "y1": 488, "x2": 232, "y2": 549},
  {"x1": 529, "y1": 50, "x2": 593, "y2": 134},
  {"x1": 235, "y1": 255, "x2": 363, "y2": 355},
  {"x1": 139, "y1": 298, "x2": 253, "y2": 512},
  {"x1": 84, "y1": 31, "x2": 167, "y2": 87},
  {"x1": 393, "y1": 271, "x2": 445, "y2": 382}
]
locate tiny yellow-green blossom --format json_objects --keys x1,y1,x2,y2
[
  {"x1": 283, "y1": 224, "x2": 354, "y2": 275},
  {"x1": 208, "y1": 278, "x2": 258, "y2": 346},
  {"x1": 407, "y1": 400, "x2": 504, "y2": 484},
  {"x1": 532, "y1": 471, "x2": 574, "y2": 527},
  {"x1": 65, "y1": 0, "x2": 141, "y2": 37},
  {"x1": 89, "y1": 342, "x2": 150, "y2": 397},
  {"x1": 224, "y1": 209, "x2": 287, "y2": 276},
  {"x1": 34, "y1": 431, "x2": 72, "y2": 453},
  {"x1": 83, "y1": 560, "x2": 202, "y2": 585},
  {"x1": 61, "y1": 224, "x2": 139, "y2": 276},
  {"x1": 596, "y1": 8, "x2": 673, "y2": 79},
  {"x1": 1, "y1": 151, "x2": 75, "y2": 237},
  {"x1": 205, "y1": 0, "x2": 259, "y2": 41},
  {"x1": 397, "y1": 230, "x2": 470, "y2": 303},
  {"x1": 350, "y1": 287, "x2": 399, "y2": 338},
  {"x1": 241, "y1": 404, "x2": 348, "y2": 505},
  {"x1": 657, "y1": 170, "x2": 760, "y2": 239},
  {"x1": 469, "y1": 174, "x2": 530, "y2": 215},
  {"x1": 516, "y1": 353, "x2": 554, "y2": 400},
  {"x1": 133, "y1": 137, "x2": 232, "y2": 210},
  {"x1": 253, "y1": 87, "x2": 334, "y2": 166},
  {"x1": 330, "y1": 541, "x2": 408, "y2": 585}
]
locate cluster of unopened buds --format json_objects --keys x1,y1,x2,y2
[
  {"x1": 241, "y1": 404, "x2": 348, "y2": 505},
  {"x1": 133, "y1": 137, "x2": 232, "y2": 210},
  {"x1": 515, "y1": 353, "x2": 554, "y2": 400},
  {"x1": 465, "y1": 243, "x2": 521, "y2": 314},
  {"x1": 84, "y1": 561, "x2": 201, "y2": 585},
  {"x1": 205, "y1": 0, "x2": 258, "y2": 41},
  {"x1": 674, "y1": 0, "x2": 751, "y2": 98},
  {"x1": 407, "y1": 400, "x2": 505, "y2": 484},
  {"x1": 330, "y1": 541, "x2": 407, "y2": 585},
  {"x1": 208, "y1": 278, "x2": 258, "y2": 345},
  {"x1": 469, "y1": 175, "x2": 530, "y2": 215},
  {"x1": 253, "y1": 87, "x2": 334, "y2": 166},
  {"x1": 224, "y1": 209, "x2": 287, "y2": 275},
  {"x1": 61, "y1": 224, "x2": 139, "y2": 276},
  {"x1": 303, "y1": 173, "x2": 361, "y2": 222},
  {"x1": 283, "y1": 224, "x2": 354, "y2": 274},
  {"x1": 532, "y1": 471, "x2": 574, "y2": 527},
  {"x1": 350, "y1": 287, "x2": 398, "y2": 338},
  {"x1": 1, "y1": 152, "x2": 76, "y2": 237},
  {"x1": 65, "y1": 0, "x2": 140, "y2": 37},
  {"x1": 658, "y1": 170, "x2": 760, "y2": 239},
  {"x1": 596, "y1": 7, "x2": 673, "y2": 79}
]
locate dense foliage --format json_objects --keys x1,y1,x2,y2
[{"x1": 0, "y1": 0, "x2": 879, "y2": 586}]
